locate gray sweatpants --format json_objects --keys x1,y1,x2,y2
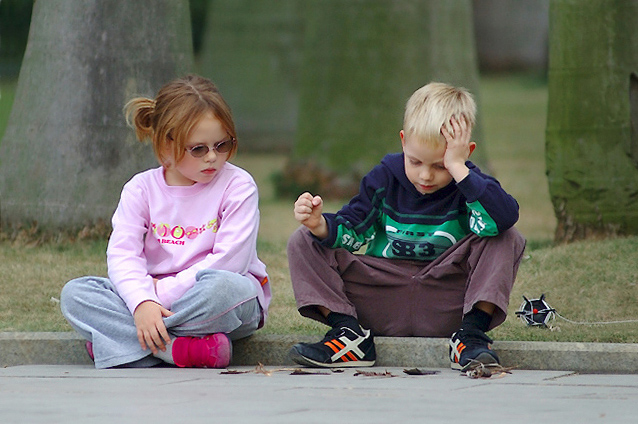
[
  {"x1": 60, "y1": 269, "x2": 261, "y2": 369},
  {"x1": 287, "y1": 226, "x2": 526, "y2": 337}
]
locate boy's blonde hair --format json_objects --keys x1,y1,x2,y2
[
  {"x1": 125, "y1": 74, "x2": 237, "y2": 165},
  {"x1": 403, "y1": 82, "x2": 476, "y2": 147}
]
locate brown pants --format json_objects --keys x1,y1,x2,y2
[{"x1": 287, "y1": 226, "x2": 526, "y2": 337}]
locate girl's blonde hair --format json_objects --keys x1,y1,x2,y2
[
  {"x1": 403, "y1": 82, "x2": 476, "y2": 147},
  {"x1": 125, "y1": 74, "x2": 237, "y2": 165}
]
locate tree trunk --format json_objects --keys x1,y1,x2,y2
[
  {"x1": 0, "y1": 0, "x2": 193, "y2": 235},
  {"x1": 546, "y1": 0, "x2": 638, "y2": 242},
  {"x1": 277, "y1": 0, "x2": 486, "y2": 199},
  {"x1": 198, "y1": 0, "x2": 304, "y2": 153}
]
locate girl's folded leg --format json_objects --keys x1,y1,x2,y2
[
  {"x1": 62, "y1": 271, "x2": 262, "y2": 368},
  {"x1": 60, "y1": 276, "x2": 162, "y2": 369},
  {"x1": 164, "y1": 269, "x2": 262, "y2": 340}
]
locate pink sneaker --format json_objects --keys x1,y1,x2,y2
[
  {"x1": 172, "y1": 334, "x2": 232, "y2": 368},
  {"x1": 85, "y1": 341, "x2": 94, "y2": 361}
]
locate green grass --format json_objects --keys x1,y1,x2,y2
[
  {"x1": 493, "y1": 236, "x2": 638, "y2": 343},
  {"x1": 0, "y1": 240, "x2": 107, "y2": 331},
  {"x1": 2, "y1": 73, "x2": 638, "y2": 342}
]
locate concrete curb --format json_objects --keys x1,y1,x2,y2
[{"x1": 1, "y1": 332, "x2": 637, "y2": 373}]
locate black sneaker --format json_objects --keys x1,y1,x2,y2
[
  {"x1": 449, "y1": 328, "x2": 500, "y2": 371},
  {"x1": 289, "y1": 326, "x2": 376, "y2": 368}
]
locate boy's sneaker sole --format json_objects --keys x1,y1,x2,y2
[{"x1": 450, "y1": 351, "x2": 499, "y2": 371}]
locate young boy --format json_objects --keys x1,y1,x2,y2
[{"x1": 286, "y1": 82, "x2": 525, "y2": 371}]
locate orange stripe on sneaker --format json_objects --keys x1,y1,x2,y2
[
  {"x1": 346, "y1": 351, "x2": 357, "y2": 361},
  {"x1": 324, "y1": 341, "x2": 340, "y2": 354},
  {"x1": 457, "y1": 343, "x2": 466, "y2": 354},
  {"x1": 332, "y1": 340, "x2": 345, "y2": 349}
]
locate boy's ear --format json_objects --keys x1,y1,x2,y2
[
  {"x1": 468, "y1": 141, "x2": 477, "y2": 157},
  {"x1": 400, "y1": 130, "x2": 405, "y2": 147}
]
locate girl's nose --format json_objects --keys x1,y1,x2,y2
[{"x1": 204, "y1": 148, "x2": 217, "y2": 161}]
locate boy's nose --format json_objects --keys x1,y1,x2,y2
[{"x1": 420, "y1": 167, "x2": 432, "y2": 180}]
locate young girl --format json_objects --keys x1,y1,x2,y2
[{"x1": 61, "y1": 74, "x2": 271, "y2": 369}]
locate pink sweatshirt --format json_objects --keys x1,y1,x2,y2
[{"x1": 106, "y1": 163, "x2": 271, "y2": 322}]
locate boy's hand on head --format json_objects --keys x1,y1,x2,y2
[
  {"x1": 441, "y1": 115, "x2": 474, "y2": 182},
  {"x1": 133, "y1": 300, "x2": 174, "y2": 355},
  {"x1": 294, "y1": 192, "x2": 328, "y2": 239}
]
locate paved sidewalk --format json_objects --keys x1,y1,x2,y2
[
  {"x1": 2, "y1": 364, "x2": 638, "y2": 423},
  {"x1": 2, "y1": 332, "x2": 638, "y2": 423}
]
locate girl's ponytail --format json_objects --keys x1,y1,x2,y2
[{"x1": 124, "y1": 97, "x2": 156, "y2": 143}]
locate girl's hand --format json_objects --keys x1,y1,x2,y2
[
  {"x1": 294, "y1": 192, "x2": 328, "y2": 239},
  {"x1": 133, "y1": 300, "x2": 174, "y2": 355},
  {"x1": 441, "y1": 115, "x2": 475, "y2": 181}
]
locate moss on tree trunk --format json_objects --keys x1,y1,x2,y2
[{"x1": 546, "y1": 0, "x2": 638, "y2": 242}]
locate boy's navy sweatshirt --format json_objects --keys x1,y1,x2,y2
[{"x1": 319, "y1": 153, "x2": 519, "y2": 261}]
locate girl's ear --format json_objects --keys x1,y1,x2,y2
[
  {"x1": 400, "y1": 130, "x2": 405, "y2": 147},
  {"x1": 160, "y1": 145, "x2": 175, "y2": 168}
]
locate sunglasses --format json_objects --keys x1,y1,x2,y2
[{"x1": 185, "y1": 137, "x2": 236, "y2": 158}]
